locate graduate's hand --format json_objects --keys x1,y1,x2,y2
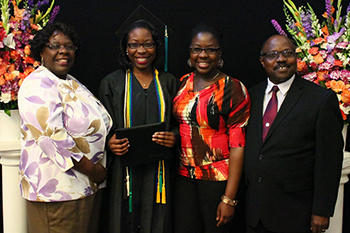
[
  {"x1": 152, "y1": 131, "x2": 176, "y2": 148},
  {"x1": 108, "y1": 134, "x2": 129, "y2": 156}
]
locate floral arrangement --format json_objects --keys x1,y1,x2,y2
[
  {"x1": 0, "y1": 0, "x2": 59, "y2": 115},
  {"x1": 272, "y1": 0, "x2": 350, "y2": 121}
]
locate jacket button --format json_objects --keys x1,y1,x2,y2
[
  {"x1": 258, "y1": 177, "x2": 263, "y2": 183},
  {"x1": 259, "y1": 155, "x2": 264, "y2": 160}
]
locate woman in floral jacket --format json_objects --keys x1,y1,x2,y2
[{"x1": 18, "y1": 23, "x2": 112, "y2": 233}]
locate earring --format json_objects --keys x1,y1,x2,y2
[
  {"x1": 217, "y1": 58, "x2": 224, "y2": 68},
  {"x1": 187, "y1": 58, "x2": 193, "y2": 67},
  {"x1": 41, "y1": 56, "x2": 44, "y2": 66}
]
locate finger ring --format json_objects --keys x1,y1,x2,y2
[{"x1": 322, "y1": 229, "x2": 326, "y2": 232}]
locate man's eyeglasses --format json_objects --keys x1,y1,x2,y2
[
  {"x1": 127, "y1": 43, "x2": 155, "y2": 49},
  {"x1": 189, "y1": 47, "x2": 220, "y2": 54},
  {"x1": 46, "y1": 44, "x2": 77, "y2": 52},
  {"x1": 261, "y1": 50, "x2": 295, "y2": 60}
]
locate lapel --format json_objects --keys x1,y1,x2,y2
[
  {"x1": 251, "y1": 81, "x2": 266, "y2": 144},
  {"x1": 262, "y1": 75, "x2": 304, "y2": 144}
]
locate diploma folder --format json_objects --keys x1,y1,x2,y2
[{"x1": 114, "y1": 122, "x2": 172, "y2": 166}]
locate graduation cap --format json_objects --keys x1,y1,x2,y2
[{"x1": 116, "y1": 5, "x2": 173, "y2": 71}]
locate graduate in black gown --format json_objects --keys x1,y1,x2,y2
[{"x1": 99, "y1": 19, "x2": 179, "y2": 233}]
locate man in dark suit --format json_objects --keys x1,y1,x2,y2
[{"x1": 244, "y1": 35, "x2": 344, "y2": 233}]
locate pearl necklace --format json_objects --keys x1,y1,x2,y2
[{"x1": 194, "y1": 72, "x2": 220, "y2": 92}]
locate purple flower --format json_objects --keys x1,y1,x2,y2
[
  {"x1": 48, "y1": 6, "x2": 60, "y2": 24},
  {"x1": 271, "y1": 19, "x2": 287, "y2": 37},
  {"x1": 300, "y1": 10, "x2": 314, "y2": 39},
  {"x1": 325, "y1": 0, "x2": 332, "y2": 19},
  {"x1": 27, "y1": 0, "x2": 34, "y2": 7},
  {"x1": 327, "y1": 27, "x2": 346, "y2": 52},
  {"x1": 37, "y1": 0, "x2": 50, "y2": 8}
]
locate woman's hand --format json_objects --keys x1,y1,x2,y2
[
  {"x1": 89, "y1": 163, "x2": 107, "y2": 184},
  {"x1": 72, "y1": 157, "x2": 107, "y2": 184},
  {"x1": 216, "y1": 201, "x2": 235, "y2": 227},
  {"x1": 108, "y1": 134, "x2": 129, "y2": 156},
  {"x1": 152, "y1": 131, "x2": 176, "y2": 148}
]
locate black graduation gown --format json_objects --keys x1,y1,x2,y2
[{"x1": 99, "y1": 69, "x2": 179, "y2": 233}]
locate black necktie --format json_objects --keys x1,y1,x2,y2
[{"x1": 262, "y1": 86, "x2": 279, "y2": 141}]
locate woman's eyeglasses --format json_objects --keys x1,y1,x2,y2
[
  {"x1": 127, "y1": 43, "x2": 156, "y2": 49},
  {"x1": 189, "y1": 47, "x2": 220, "y2": 54},
  {"x1": 45, "y1": 44, "x2": 77, "y2": 52}
]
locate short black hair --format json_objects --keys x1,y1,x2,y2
[
  {"x1": 30, "y1": 22, "x2": 80, "y2": 62},
  {"x1": 118, "y1": 19, "x2": 163, "y2": 70},
  {"x1": 190, "y1": 22, "x2": 223, "y2": 47}
]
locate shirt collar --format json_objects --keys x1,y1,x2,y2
[{"x1": 266, "y1": 74, "x2": 295, "y2": 96}]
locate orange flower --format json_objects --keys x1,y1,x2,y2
[
  {"x1": 322, "y1": 25, "x2": 329, "y2": 37},
  {"x1": 18, "y1": 72, "x2": 26, "y2": 80},
  {"x1": 33, "y1": 61, "x2": 41, "y2": 67},
  {"x1": 0, "y1": 64, "x2": 7, "y2": 75},
  {"x1": 297, "y1": 61, "x2": 307, "y2": 72},
  {"x1": 4, "y1": 72, "x2": 16, "y2": 81},
  {"x1": 18, "y1": 78, "x2": 24, "y2": 86},
  {"x1": 24, "y1": 56, "x2": 35, "y2": 64},
  {"x1": 309, "y1": 47, "x2": 319, "y2": 55},
  {"x1": 0, "y1": 75, "x2": 5, "y2": 85},
  {"x1": 10, "y1": 50, "x2": 19, "y2": 60},
  {"x1": 24, "y1": 45, "x2": 31, "y2": 55},
  {"x1": 10, "y1": 0, "x2": 25, "y2": 23},
  {"x1": 341, "y1": 89, "x2": 350, "y2": 103},
  {"x1": 328, "y1": 80, "x2": 346, "y2": 93},
  {"x1": 24, "y1": 67, "x2": 35, "y2": 76},
  {"x1": 31, "y1": 24, "x2": 39, "y2": 31},
  {"x1": 317, "y1": 71, "x2": 328, "y2": 81},
  {"x1": 333, "y1": 60, "x2": 343, "y2": 67},
  {"x1": 313, "y1": 53, "x2": 324, "y2": 64},
  {"x1": 7, "y1": 63, "x2": 15, "y2": 72},
  {"x1": 313, "y1": 37, "x2": 324, "y2": 45},
  {"x1": 295, "y1": 21, "x2": 302, "y2": 27}
]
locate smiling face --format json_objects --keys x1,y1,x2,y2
[
  {"x1": 127, "y1": 27, "x2": 156, "y2": 72},
  {"x1": 41, "y1": 30, "x2": 75, "y2": 79},
  {"x1": 260, "y1": 35, "x2": 297, "y2": 84},
  {"x1": 189, "y1": 32, "x2": 221, "y2": 76}
]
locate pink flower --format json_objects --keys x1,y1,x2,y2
[
  {"x1": 335, "y1": 41, "x2": 348, "y2": 49},
  {"x1": 318, "y1": 61, "x2": 333, "y2": 71},
  {"x1": 329, "y1": 70, "x2": 342, "y2": 80},
  {"x1": 303, "y1": 72, "x2": 317, "y2": 82}
]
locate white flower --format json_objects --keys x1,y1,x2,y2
[
  {"x1": 0, "y1": 92, "x2": 11, "y2": 103},
  {"x1": 3, "y1": 33, "x2": 16, "y2": 49}
]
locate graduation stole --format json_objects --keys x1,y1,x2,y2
[{"x1": 124, "y1": 69, "x2": 167, "y2": 213}]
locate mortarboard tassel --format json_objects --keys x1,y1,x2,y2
[
  {"x1": 164, "y1": 25, "x2": 168, "y2": 72},
  {"x1": 156, "y1": 161, "x2": 161, "y2": 203},
  {"x1": 161, "y1": 160, "x2": 166, "y2": 204}
]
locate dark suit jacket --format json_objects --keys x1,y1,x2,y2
[{"x1": 244, "y1": 75, "x2": 344, "y2": 232}]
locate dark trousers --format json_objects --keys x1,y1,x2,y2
[
  {"x1": 173, "y1": 175, "x2": 232, "y2": 233},
  {"x1": 246, "y1": 221, "x2": 311, "y2": 233}
]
